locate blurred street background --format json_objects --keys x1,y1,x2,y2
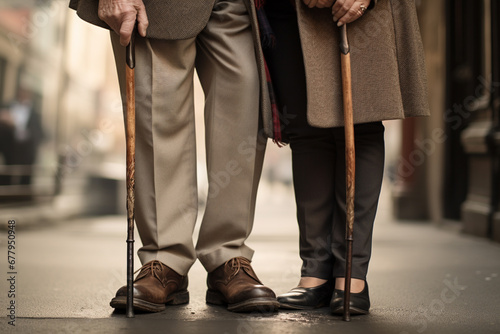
[{"x1": 0, "y1": 0, "x2": 500, "y2": 333}]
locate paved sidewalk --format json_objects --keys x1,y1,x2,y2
[{"x1": 1, "y1": 180, "x2": 500, "y2": 333}]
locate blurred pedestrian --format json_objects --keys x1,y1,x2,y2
[
  {"x1": 0, "y1": 88, "x2": 44, "y2": 186},
  {"x1": 0, "y1": 104, "x2": 15, "y2": 185}
]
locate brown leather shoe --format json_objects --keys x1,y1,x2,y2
[
  {"x1": 206, "y1": 257, "x2": 280, "y2": 312},
  {"x1": 110, "y1": 260, "x2": 189, "y2": 312}
]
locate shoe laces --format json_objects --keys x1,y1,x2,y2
[
  {"x1": 134, "y1": 260, "x2": 167, "y2": 287},
  {"x1": 225, "y1": 257, "x2": 260, "y2": 282}
]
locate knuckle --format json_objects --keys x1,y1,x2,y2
[
  {"x1": 123, "y1": 8, "x2": 137, "y2": 17},
  {"x1": 97, "y1": 9, "x2": 107, "y2": 21}
]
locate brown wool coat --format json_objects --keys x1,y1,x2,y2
[
  {"x1": 293, "y1": 0, "x2": 430, "y2": 129},
  {"x1": 68, "y1": 0, "x2": 429, "y2": 139}
]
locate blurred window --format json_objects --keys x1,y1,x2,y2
[
  {"x1": 0, "y1": 57, "x2": 6, "y2": 104},
  {"x1": 443, "y1": 0, "x2": 484, "y2": 219}
]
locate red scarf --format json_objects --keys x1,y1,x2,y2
[{"x1": 254, "y1": 0, "x2": 283, "y2": 145}]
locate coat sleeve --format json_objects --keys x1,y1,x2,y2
[
  {"x1": 69, "y1": 0, "x2": 215, "y2": 40},
  {"x1": 69, "y1": 0, "x2": 111, "y2": 31}
]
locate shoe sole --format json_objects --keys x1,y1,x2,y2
[
  {"x1": 279, "y1": 301, "x2": 329, "y2": 310},
  {"x1": 206, "y1": 290, "x2": 280, "y2": 313},
  {"x1": 331, "y1": 306, "x2": 369, "y2": 316},
  {"x1": 110, "y1": 290, "x2": 189, "y2": 313}
]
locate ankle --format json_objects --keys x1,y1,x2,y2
[
  {"x1": 335, "y1": 277, "x2": 365, "y2": 293},
  {"x1": 298, "y1": 277, "x2": 328, "y2": 288}
]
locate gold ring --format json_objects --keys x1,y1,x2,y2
[{"x1": 360, "y1": 4, "x2": 367, "y2": 14}]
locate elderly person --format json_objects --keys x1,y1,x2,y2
[
  {"x1": 69, "y1": 0, "x2": 280, "y2": 313},
  {"x1": 261, "y1": 0, "x2": 429, "y2": 314}
]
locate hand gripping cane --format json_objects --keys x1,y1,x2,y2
[
  {"x1": 339, "y1": 24, "x2": 355, "y2": 322},
  {"x1": 125, "y1": 30, "x2": 136, "y2": 318}
]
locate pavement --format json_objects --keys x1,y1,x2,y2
[{"x1": 1, "y1": 179, "x2": 500, "y2": 334}]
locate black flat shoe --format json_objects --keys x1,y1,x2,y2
[
  {"x1": 277, "y1": 280, "x2": 333, "y2": 310},
  {"x1": 330, "y1": 281, "x2": 370, "y2": 315}
]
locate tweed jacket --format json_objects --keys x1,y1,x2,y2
[
  {"x1": 293, "y1": 0, "x2": 430, "y2": 129},
  {"x1": 69, "y1": 0, "x2": 217, "y2": 40}
]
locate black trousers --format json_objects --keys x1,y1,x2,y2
[{"x1": 264, "y1": 2, "x2": 385, "y2": 280}]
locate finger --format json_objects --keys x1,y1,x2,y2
[
  {"x1": 332, "y1": 0, "x2": 355, "y2": 20},
  {"x1": 316, "y1": 0, "x2": 334, "y2": 8},
  {"x1": 332, "y1": 0, "x2": 347, "y2": 14},
  {"x1": 337, "y1": 2, "x2": 366, "y2": 26},
  {"x1": 315, "y1": 0, "x2": 326, "y2": 7},
  {"x1": 304, "y1": 0, "x2": 318, "y2": 8},
  {"x1": 136, "y1": 4, "x2": 149, "y2": 37},
  {"x1": 332, "y1": 0, "x2": 355, "y2": 22},
  {"x1": 119, "y1": 15, "x2": 136, "y2": 46}
]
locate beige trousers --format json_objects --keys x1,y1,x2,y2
[{"x1": 111, "y1": 0, "x2": 265, "y2": 275}]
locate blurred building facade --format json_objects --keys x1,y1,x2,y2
[
  {"x1": 0, "y1": 1, "x2": 125, "y2": 220},
  {"x1": 392, "y1": 0, "x2": 500, "y2": 242}
]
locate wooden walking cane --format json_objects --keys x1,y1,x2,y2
[
  {"x1": 339, "y1": 24, "x2": 355, "y2": 322},
  {"x1": 125, "y1": 30, "x2": 136, "y2": 319}
]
